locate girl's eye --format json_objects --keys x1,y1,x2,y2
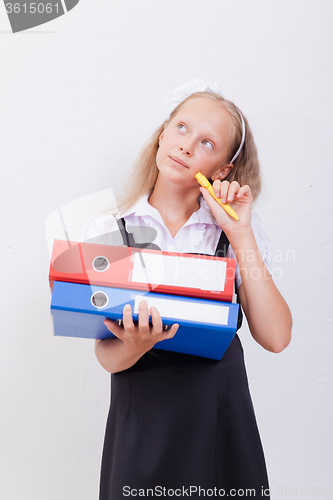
[
  {"x1": 178, "y1": 124, "x2": 187, "y2": 132},
  {"x1": 202, "y1": 140, "x2": 214, "y2": 150}
]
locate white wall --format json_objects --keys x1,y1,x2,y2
[{"x1": 1, "y1": 1, "x2": 332, "y2": 499}]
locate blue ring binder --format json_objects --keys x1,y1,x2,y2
[{"x1": 51, "y1": 281, "x2": 239, "y2": 360}]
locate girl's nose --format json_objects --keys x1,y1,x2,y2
[
  {"x1": 179, "y1": 144, "x2": 192, "y2": 156},
  {"x1": 179, "y1": 134, "x2": 195, "y2": 155}
]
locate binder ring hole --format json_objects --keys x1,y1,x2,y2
[
  {"x1": 91, "y1": 291, "x2": 109, "y2": 309},
  {"x1": 93, "y1": 256, "x2": 110, "y2": 272}
]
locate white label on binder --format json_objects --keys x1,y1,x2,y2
[
  {"x1": 134, "y1": 295, "x2": 229, "y2": 326},
  {"x1": 132, "y1": 253, "x2": 226, "y2": 292}
]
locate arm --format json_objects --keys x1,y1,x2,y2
[
  {"x1": 200, "y1": 181, "x2": 292, "y2": 353},
  {"x1": 95, "y1": 301, "x2": 179, "y2": 373},
  {"x1": 234, "y1": 233, "x2": 292, "y2": 353}
]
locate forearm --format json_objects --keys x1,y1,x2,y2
[
  {"x1": 95, "y1": 338, "x2": 147, "y2": 373},
  {"x1": 231, "y1": 229, "x2": 292, "y2": 353}
]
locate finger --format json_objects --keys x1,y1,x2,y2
[
  {"x1": 220, "y1": 180, "x2": 230, "y2": 204},
  {"x1": 226, "y1": 181, "x2": 241, "y2": 202},
  {"x1": 150, "y1": 306, "x2": 163, "y2": 333},
  {"x1": 122, "y1": 303, "x2": 135, "y2": 332},
  {"x1": 236, "y1": 184, "x2": 252, "y2": 199},
  {"x1": 138, "y1": 299, "x2": 150, "y2": 330},
  {"x1": 103, "y1": 318, "x2": 125, "y2": 339},
  {"x1": 200, "y1": 187, "x2": 226, "y2": 218},
  {"x1": 163, "y1": 323, "x2": 179, "y2": 339},
  {"x1": 212, "y1": 179, "x2": 222, "y2": 199}
]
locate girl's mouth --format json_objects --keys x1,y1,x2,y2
[{"x1": 169, "y1": 156, "x2": 188, "y2": 168}]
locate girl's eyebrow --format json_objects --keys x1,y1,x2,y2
[{"x1": 177, "y1": 114, "x2": 222, "y2": 143}]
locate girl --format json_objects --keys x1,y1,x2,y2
[{"x1": 85, "y1": 86, "x2": 292, "y2": 499}]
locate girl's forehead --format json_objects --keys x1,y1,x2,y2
[
  {"x1": 174, "y1": 98, "x2": 230, "y2": 124},
  {"x1": 172, "y1": 98, "x2": 232, "y2": 138}
]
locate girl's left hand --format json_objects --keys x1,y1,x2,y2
[{"x1": 200, "y1": 180, "x2": 253, "y2": 237}]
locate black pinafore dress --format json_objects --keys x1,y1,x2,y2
[{"x1": 99, "y1": 221, "x2": 270, "y2": 499}]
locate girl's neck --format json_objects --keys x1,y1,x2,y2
[{"x1": 148, "y1": 176, "x2": 200, "y2": 236}]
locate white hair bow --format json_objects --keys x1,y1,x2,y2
[
  {"x1": 171, "y1": 77, "x2": 222, "y2": 103},
  {"x1": 164, "y1": 77, "x2": 223, "y2": 116}
]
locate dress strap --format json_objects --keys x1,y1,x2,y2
[
  {"x1": 116, "y1": 218, "x2": 161, "y2": 250},
  {"x1": 116, "y1": 218, "x2": 136, "y2": 247},
  {"x1": 214, "y1": 230, "x2": 229, "y2": 258}
]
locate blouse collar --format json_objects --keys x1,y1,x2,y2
[{"x1": 118, "y1": 193, "x2": 220, "y2": 228}]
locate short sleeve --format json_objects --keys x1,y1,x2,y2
[{"x1": 227, "y1": 212, "x2": 272, "y2": 288}]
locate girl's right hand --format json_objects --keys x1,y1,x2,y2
[
  {"x1": 200, "y1": 180, "x2": 253, "y2": 239},
  {"x1": 103, "y1": 300, "x2": 179, "y2": 356}
]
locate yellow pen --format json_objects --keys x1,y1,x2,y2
[{"x1": 195, "y1": 172, "x2": 240, "y2": 221}]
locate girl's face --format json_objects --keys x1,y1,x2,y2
[{"x1": 156, "y1": 97, "x2": 233, "y2": 187}]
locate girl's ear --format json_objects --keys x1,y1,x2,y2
[
  {"x1": 211, "y1": 164, "x2": 233, "y2": 181},
  {"x1": 159, "y1": 123, "x2": 167, "y2": 145}
]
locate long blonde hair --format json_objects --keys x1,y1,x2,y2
[{"x1": 116, "y1": 92, "x2": 262, "y2": 215}]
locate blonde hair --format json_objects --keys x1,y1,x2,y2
[{"x1": 116, "y1": 92, "x2": 262, "y2": 215}]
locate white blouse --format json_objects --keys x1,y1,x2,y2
[{"x1": 81, "y1": 193, "x2": 272, "y2": 288}]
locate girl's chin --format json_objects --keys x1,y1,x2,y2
[{"x1": 165, "y1": 171, "x2": 191, "y2": 183}]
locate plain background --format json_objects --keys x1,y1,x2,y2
[{"x1": 0, "y1": 1, "x2": 332, "y2": 499}]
